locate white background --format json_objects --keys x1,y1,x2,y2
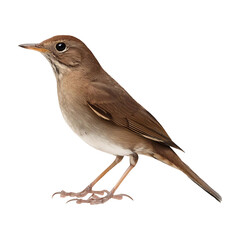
[{"x1": 1, "y1": 0, "x2": 240, "y2": 239}]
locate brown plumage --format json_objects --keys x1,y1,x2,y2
[{"x1": 19, "y1": 35, "x2": 222, "y2": 204}]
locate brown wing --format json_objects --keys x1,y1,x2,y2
[{"x1": 87, "y1": 81, "x2": 182, "y2": 151}]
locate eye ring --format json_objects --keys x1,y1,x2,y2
[{"x1": 56, "y1": 42, "x2": 67, "y2": 52}]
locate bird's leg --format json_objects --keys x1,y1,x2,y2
[
  {"x1": 67, "y1": 153, "x2": 138, "y2": 204},
  {"x1": 52, "y1": 156, "x2": 123, "y2": 198}
]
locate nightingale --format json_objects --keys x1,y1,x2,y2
[{"x1": 19, "y1": 35, "x2": 222, "y2": 204}]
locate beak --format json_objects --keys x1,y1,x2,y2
[{"x1": 19, "y1": 43, "x2": 49, "y2": 53}]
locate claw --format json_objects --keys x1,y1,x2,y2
[
  {"x1": 112, "y1": 193, "x2": 133, "y2": 201},
  {"x1": 52, "y1": 191, "x2": 61, "y2": 198},
  {"x1": 66, "y1": 198, "x2": 79, "y2": 204}
]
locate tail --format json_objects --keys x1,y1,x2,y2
[{"x1": 151, "y1": 144, "x2": 222, "y2": 202}]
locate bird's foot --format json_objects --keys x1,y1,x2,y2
[
  {"x1": 52, "y1": 185, "x2": 108, "y2": 199},
  {"x1": 66, "y1": 191, "x2": 133, "y2": 205}
]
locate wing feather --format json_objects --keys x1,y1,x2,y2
[{"x1": 87, "y1": 81, "x2": 183, "y2": 151}]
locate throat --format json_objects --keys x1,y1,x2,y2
[
  {"x1": 46, "y1": 57, "x2": 69, "y2": 81},
  {"x1": 51, "y1": 62, "x2": 60, "y2": 76}
]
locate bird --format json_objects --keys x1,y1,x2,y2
[{"x1": 19, "y1": 35, "x2": 222, "y2": 204}]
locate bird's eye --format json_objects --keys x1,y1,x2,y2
[{"x1": 56, "y1": 42, "x2": 66, "y2": 52}]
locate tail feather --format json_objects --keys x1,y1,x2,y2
[{"x1": 152, "y1": 144, "x2": 222, "y2": 202}]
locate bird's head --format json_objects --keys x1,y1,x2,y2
[{"x1": 19, "y1": 35, "x2": 100, "y2": 78}]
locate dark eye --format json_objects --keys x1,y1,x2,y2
[{"x1": 56, "y1": 42, "x2": 66, "y2": 52}]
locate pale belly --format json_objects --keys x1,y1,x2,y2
[{"x1": 80, "y1": 133, "x2": 133, "y2": 156}]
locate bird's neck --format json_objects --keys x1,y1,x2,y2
[
  {"x1": 46, "y1": 57, "x2": 102, "y2": 83},
  {"x1": 45, "y1": 56, "x2": 70, "y2": 82}
]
